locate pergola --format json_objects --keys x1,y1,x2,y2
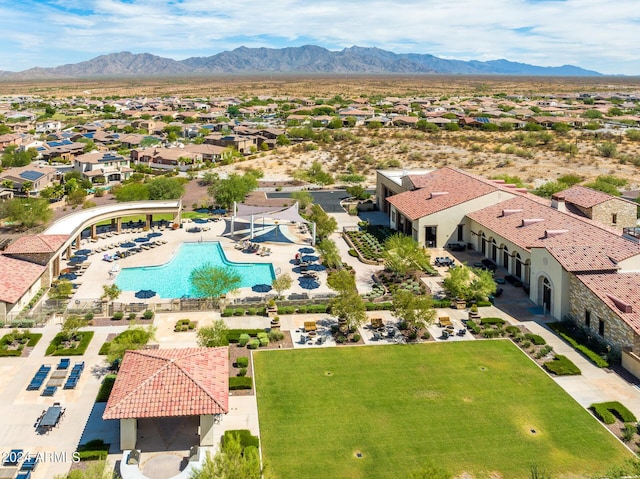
[
  {"x1": 103, "y1": 347, "x2": 228, "y2": 450},
  {"x1": 230, "y1": 201, "x2": 316, "y2": 245}
]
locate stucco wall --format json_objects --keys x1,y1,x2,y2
[
  {"x1": 568, "y1": 274, "x2": 634, "y2": 353},
  {"x1": 530, "y1": 247, "x2": 571, "y2": 320},
  {"x1": 618, "y1": 253, "x2": 640, "y2": 273}
]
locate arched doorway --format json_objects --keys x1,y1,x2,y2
[
  {"x1": 502, "y1": 245, "x2": 509, "y2": 271},
  {"x1": 515, "y1": 252, "x2": 522, "y2": 278},
  {"x1": 491, "y1": 239, "x2": 498, "y2": 262},
  {"x1": 480, "y1": 232, "x2": 487, "y2": 255},
  {"x1": 539, "y1": 276, "x2": 552, "y2": 314}
]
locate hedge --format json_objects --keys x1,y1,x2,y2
[
  {"x1": 0, "y1": 332, "x2": 42, "y2": 357},
  {"x1": 432, "y1": 299, "x2": 453, "y2": 308},
  {"x1": 236, "y1": 356, "x2": 249, "y2": 368},
  {"x1": 543, "y1": 355, "x2": 581, "y2": 376},
  {"x1": 98, "y1": 341, "x2": 111, "y2": 355},
  {"x1": 10, "y1": 319, "x2": 35, "y2": 328},
  {"x1": 223, "y1": 429, "x2": 259, "y2": 450},
  {"x1": 227, "y1": 329, "x2": 265, "y2": 343},
  {"x1": 548, "y1": 323, "x2": 608, "y2": 368},
  {"x1": 479, "y1": 317, "x2": 505, "y2": 326},
  {"x1": 96, "y1": 374, "x2": 117, "y2": 402},
  {"x1": 466, "y1": 320, "x2": 481, "y2": 334},
  {"x1": 590, "y1": 401, "x2": 637, "y2": 424},
  {"x1": 524, "y1": 333, "x2": 546, "y2": 346},
  {"x1": 76, "y1": 439, "x2": 109, "y2": 461},
  {"x1": 229, "y1": 376, "x2": 253, "y2": 390},
  {"x1": 46, "y1": 331, "x2": 94, "y2": 356}
]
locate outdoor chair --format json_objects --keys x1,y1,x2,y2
[
  {"x1": 57, "y1": 358, "x2": 70, "y2": 370},
  {"x1": 20, "y1": 456, "x2": 39, "y2": 472},
  {"x1": 41, "y1": 386, "x2": 57, "y2": 396},
  {"x1": 372, "y1": 332, "x2": 383, "y2": 341}
]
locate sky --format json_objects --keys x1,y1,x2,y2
[{"x1": 0, "y1": 0, "x2": 639, "y2": 75}]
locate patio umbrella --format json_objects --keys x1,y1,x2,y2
[
  {"x1": 212, "y1": 208, "x2": 227, "y2": 214},
  {"x1": 59, "y1": 272, "x2": 77, "y2": 281},
  {"x1": 252, "y1": 284, "x2": 272, "y2": 294},
  {"x1": 69, "y1": 255, "x2": 88, "y2": 264},
  {"x1": 75, "y1": 249, "x2": 92, "y2": 256},
  {"x1": 305, "y1": 263, "x2": 326, "y2": 271},
  {"x1": 147, "y1": 232, "x2": 163, "y2": 237},
  {"x1": 193, "y1": 218, "x2": 208, "y2": 224},
  {"x1": 134, "y1": 237, "x2": 150, "y2": 243},
  {"x1": 302, "y1": 255, "x2": 319, "y2": 263},
  {"x1": 120, "y1": 241, "x2": 136, "y2": 248},
  {"x1": 135, "y1": 289, "x2": 157, "y2": 299},
  {"x1": 298, "y1": 277, "x2": 320, "y2": 290},
  {"x1": 299, "y1": 247, "x2": 315, "y2": 254}
]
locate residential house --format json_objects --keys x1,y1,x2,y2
[
  {"x1": 131, "y1": 147, "x2": 202, "y2": 171},
  {"x1": 74, "y1": 151, "x2": 132, "y2": 184},
  {"x1": 0, "y1": 164, "x2": 59, "y2": 194}
]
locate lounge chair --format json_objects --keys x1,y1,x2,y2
[
  {"x1": 57, "y1": 358, "x2": 70, "y2": 370},
  {"x1": 41, "y1": 385, "x2": 57, "y2": 396}
]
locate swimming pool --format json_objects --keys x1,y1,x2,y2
[{"x1": 116, "y1": 242, "x2": 275, "y2": 298}]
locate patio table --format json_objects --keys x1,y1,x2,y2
[{"x1": 39, "y1": 406, "x2": 62, "y2": 428}]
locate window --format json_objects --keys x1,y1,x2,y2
[
  {"x1": 425, "y1": 226, "x2": 437, "y2": 248},
  {"x1": 612, "y1": 213, "x2": 617, "y2": 225},
  {"x1": 585, "y1": 310, "x2": 591, "y2": 329},
  {"x1": 457, "y1": 224, "x2": 464, "y2": 242},
  {"x1": 598, "y1": 319, "x2": 605, "y2": 337}
]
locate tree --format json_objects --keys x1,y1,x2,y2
[
  {"x1": 345, "y1": 185, "x2": 370, "y2": 200},
  {"x1": 190, "y1": 264, "x2": 241, "y2": 305},
  {"x1": 307, "y1": 204, "x2": 337, "y2": 240},
  {"x1": 5, "y1": 198, "x2": 53, "y2": 229},
  {"x1": 147, "y1": 176, "x2": 185, "y2": 200},
  {"x1": 290, "y1": 190, "x2": 313, "y2": 210},
  {"x1": 61, "y1": 315, "x2": 88, "y2": 341},
  {"x1": 532, "y1": 181, "x2": 567, "y2": 199},
  {"x1": 107, "y1": 325, "x2": 156, "y2": 364},
  {"x1": 552, "y1": 122, "x2": 571, "y2": 134},
  {"x1": 276, "y1": 134, "x2": 290, "y2": 146},
  {"x1": 1, "y1": 145, "x2": 37, "y2": 168},
  {"x1": 316, "y1": 238, "x2": 342, "y2": 270},
  {"x1": 49, "y1": 280, "x2": 73, "y2": 300},
  {"x1": 327, "y1": 269, "x2": 355, "y2": 295},
  {"x1": 197, "y1": 319, "x2": 229, "y2": 348},
  {"x1": 113, "y1": 183, "x2": 150, "y2": 202},
  {"x1": 383, "y1": 234, "x2": 431, "y2": 276},
  {"x1": 416, "y1": 119, "x2": 438, "y2": 132},
  {"x1": 189, "y1": 433, "x2": 264, "y2": 479},
  {"x1": 271, "y1": 273, "x2": 293, "y2": 298},
  {"x1": 200, "y1": 171, "x2": 219, "y2": 186},
  {"x1": 67, "y1": 188, "x2": 87, "y2": 206},
  {"x1": 207, "y1": 173, "x2": 258, "y2": 209},
  {"x1": 101, "y1": 284, "x2": 122, "y2": 302},
  {"x1": 582, "y1": 109, "x2": 604, "y2": 119},
  {"x1": 331, "y1": 290, "x2": 367, "y2": 333},
  {"x1": 442, "y1": 265, "x2": 495, "y2": 301},
  {"x1": 442, "y1": 265, "x2": 472, "y2": 300},
  {"x1": 392, "y1": 290, "x2": 436, "y2": 332},
  {"x1": 40, "y1": 184, "x2": 65, "y2": 200},
  {"x1": 140, "y1": 136, "x2": 161, "y2": 147}
]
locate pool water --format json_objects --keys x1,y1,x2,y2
[{"x1": 116, "y1": 242, "x2": 275, "y2": 298}]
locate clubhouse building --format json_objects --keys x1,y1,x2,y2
[{"x1": 378, "y1": 167, "x2": 640, "y2": 375}]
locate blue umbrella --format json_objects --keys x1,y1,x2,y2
[
  {"x1": 193, "y1": 218, "x2": 208, "y2": 224},
  {"x1": 59, "y1": 272, "x2": 77, "y2": 281},
  {"x1": 305, "y1": 263, "x2": 326, "y2": 271},
  {"x1": 212, "y1": 208, "x2": 227, "y2": 214},
  {"x1": 120, "y1": 241, "x2": 136, "y2": 248},
  {"x1": 302, "y1": 255, "x2": 319, "y2": 262},
  {"x1": 134, "y1": 237, "x2": 150, "y2": 243},
  {"x1": 75, "y1": 249, "x2": 92, "y2": 256},
  {"x1": 252, "y1": 284, "x2": 272, "y2": 293},
  {"x1": 299, "y1": 247, "x2": 315, "y2": 254},
  {"x1": 299, "y1": 277, "x2": 320, "y2": 290},
  {"x1": 147, "y1": 232, "x2": 163, "y2": 237},
  {"x1": 69, "y1": 255, "x2": 88, "y2": 263},
  {"x1": 135, "y1": 289, "x2": 157, "y2": 299}
]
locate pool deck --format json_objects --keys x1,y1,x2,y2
[{"x1": 67, "y1": 217, "x2": 369, "y2": 305}]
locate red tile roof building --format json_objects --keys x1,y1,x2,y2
[{"x1": 103, "y1": 348, "x2": 229, "y2": 420}]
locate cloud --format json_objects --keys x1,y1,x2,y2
[{"x1": 0, "y1": 0, "x2": 638, "y2": 74}]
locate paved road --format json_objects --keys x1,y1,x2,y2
[{"x1": 267, "y1": 189, "x2": 374, "y2": 213}]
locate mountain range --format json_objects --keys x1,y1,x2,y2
[{"x1": 0, "y1": 45, "x2": 602, "y2": 78}]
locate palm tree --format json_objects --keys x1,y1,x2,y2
[{"x1": 383, "y1": 234, "x2": 431, "y2": 277}]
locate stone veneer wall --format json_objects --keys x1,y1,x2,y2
[
  {"x1": 568, "y1": 274, "x2": 635, "y2": 354},
  {"x1": 591, "y1": 199, "x2": 637, "y2": 230}
]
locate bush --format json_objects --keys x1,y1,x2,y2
[
  {"x1": 548, "y1": 323, "x2": 609, "y2": 367},
  {"x1": 476, "y1": 300, "x2": 492, "y2": 307},
  {"x1": 143, "y1": 310, "x2": 154, "y2": 319},
  {"x1": 524, "y1": 333, "x2": 546, "y2": 346},
  {"x1": 336, "y1": 335, "x2": 346, "y2": 344},
  {"x1": 352, "y1": 333, "x2": 361, "y2": 342},
  {"x1": 45, "y1": 331, "x2": 94, "y2": 356},
  {"x1": 76, "y1": 439, "x2": 110, "y2": 461},
  {"x1": 247, "y1": 339, "x2": 260, "y2": 349},
  {"x1": 10, "y1": 319, "x2": 35, "y2": 328},
  {"x1": 128, "y1": 312, "x2": 137, "y2": 320},
  {"x1": 590, "y1": 401, "x2": 637, "y2": 424},
  {"x1": 223, "y1": 430, "x2": 259, "y2": 450},
  {"x1": 229, "y1": 376, "x2": 253, "y2": 390},
  {"x1": 84, "y1": 312, "x2": 94, "y2": 321},
  {"x1": 236, "y1": 356, "x2": 249, "y2": 368},
  {"x1": 482, "y1": 328, "x2": 499, "y2": 338},
  {"x1": 543, "y1": 355, "x2": 581, "y2": 376},
  {"x1": 296, "y1": 305, "x2": 308, "y2": 314},
  {"x1": 113, "y1": 312, "x2": 124, "y2": 320},
  {"x1": 268, "y1": 330, "x2": 285, "y2": 342},
  {"x1": 480, "y1": 317, "x2": 505, "y2": 326},
  {"x1": 98, "y1": 341, "x2": 111, "y2": 355},
  {"x1": 96, "y1": 374, "x2": 117, "y2": 402},
  {"x1": 238, "y1": 334, "x2": 251, "y2": 347},
  {"x1": 233, "y1": 308, "x2": 245, "y2": 316},
  {"x1": 622, "y1": 423, "x2": 636, "y2": 443},
  {"x1": 505, "y1": 325, "x2": 520, "y2": 336},
  {"x1": 421, "y1": 331, "x2": 430, "y2": 339},
  {"x1": 247, "y1": 307, "x2": 258, "y2": 315},
  {"x1": 466, "y1": 320, "x2": 481, "y2": 334},
  {"x1": 227, "y1": 329, "x2": 265, "y2": 342},
  {"x1": 237, "y1": 367, "x2": 248, "y2": 377},
  {"x1": 348, "y1": 248, "x2": 358, "y2": 257},
  {"x1": 222, "y1": 308, "x2": 234, "y2": 317},
  {"x1": 258, "y1": 336, "x2": 269, "y2": 347},
  {"x1": 535, "y1": 345, "x2": 554, "y2": 359}
]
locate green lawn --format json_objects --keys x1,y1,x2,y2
[{"x1": 254, "y1": 341, "x2": 631, "y2": 479}]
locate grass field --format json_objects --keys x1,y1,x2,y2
[{"x1": 254, "y1": 340, "x2": 631, "y2": 479}]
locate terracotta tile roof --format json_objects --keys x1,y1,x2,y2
[
  {"x1": 4, "y1": 234, "x2": 70, "y2": 254},
  {"x1": 544, "y1": 245, "x2": 620, "y2": 272},
  {"x1": 575, "y1": 273, "x2": 640, "y2": 334},
  {"x1": 0, "y1": 256, "x2": 46, "y2": 303},
  {"x1": 387, "y1": 168, "x2": 503, "y2": 221},
  {"x1": 466, "y1": 196, "x2": 640, "y2": 262},
  {"x1": 103, "y1": 347, "x2": 229, "y2": 420},
  {"x1": 554, "y1": 185, "x2": 616, "y2": 208}
]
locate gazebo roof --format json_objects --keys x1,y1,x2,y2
[
  {"x1": 103, "y1": 347, "x2": 229, "y2": 420},
  {"x1": 235, "y1": 202, "x2": 309, "y2": 224}
]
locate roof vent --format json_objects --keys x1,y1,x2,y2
[
  {"x1": 502, "y1": 209, "x2": 523, "y2": 217},
  {"x1": 493, "y1": 179, "x2": 506, "y2": 184},
  {"x1": 429, "y1": 191, "x2": 449, "y2": 199},
  {"x1": 515, "y1": 188, "x2": 528, "y2": 193},
  {"x1": 521, "y1": 218, "x2": 544, "y2": 227},
  {"x1": 544, "y1": 229, "x2": 569, "y2": 238},
  {"x1": 504, "y1": 184, "x2": 518, "y2": 188},
  {"x1": 606, "y1": 294, "x2": 633, "y2": 313}
]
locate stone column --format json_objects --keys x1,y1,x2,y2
[
  {"x1": 146, "y1": 214, "x2": 152, "y2": 230},
  {"x1": 120, "y1": 418, "x2": 137, "y2": 450},
  {"x1": 75, "y1": 235, "x2": 81, "y2": 249},
  {"x1": 116, "y1": 217, "x2": 122, "y2": 233},
  {"x1": 91, "y1": 224, "x2": 97, "y2": 240}
]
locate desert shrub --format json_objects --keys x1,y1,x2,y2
[
  {"x1": 482, "y1": 328, "x2": 499, "y2": 338},
  {"x1": 352, "y1": 333, "x2": 362, "y2": 342},
  {"x1": 524, "y1": 333, "x2": 546, "y2": 346},
  {"x1": 236, "y1": 356, "x2": 249, "y2": 368},
  {"x1": 535, "y1": 345, "x2": 554, "y2": 359},
  {"x1": 229, "y1": 377, "x2": 253, "y2": 390},
  {"x1": 622, "y1": 423, "x2": 636, "y2": 443},
  {"x1": 505, "y1": 325, "x2": 520, "y2": 336},
  {"x1": 113, "y1": 312, "x2": 124, "y2": 320},
  {"x1": 247, "y1": 339, "x2": 260, "y2": 349},
  {"x1": 543, "y1": 355, "x2": 581, "y2": 376},
  {"x1": 237, "y1": 367, "x2": 248, "y2": 377},
  {"x1": 238, "y1": 334, "x2": 251, "y2": 347},
  {"x1": 268, "y1": 330, "x2": 285, "y2": 342}
]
